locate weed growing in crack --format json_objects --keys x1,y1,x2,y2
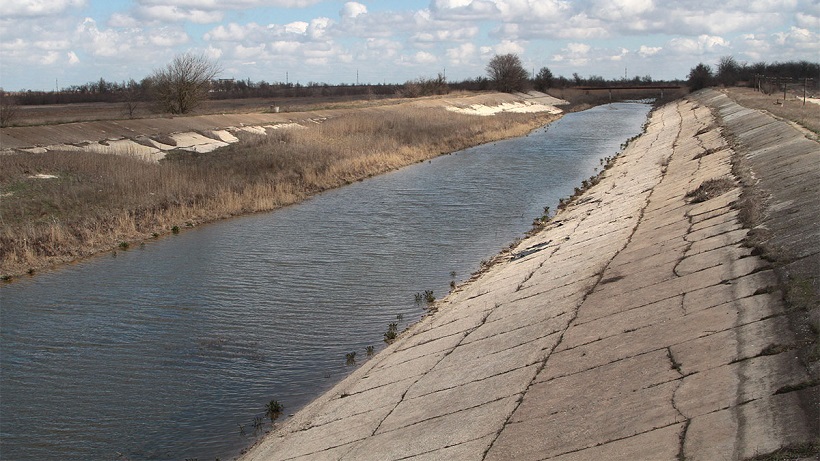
[
  {"x1": 345, "y1": 351, "x2": 357, "y2": 365},
  {"x1": 685, "y1": 178, "x2": 734, "y2": 203},
  {"x1": 366, "y1": 345, "x2": 375, "y2": 356}
]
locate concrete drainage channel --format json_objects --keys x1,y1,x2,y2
[{"x1": 240, "y1": 90, "x2": 818, "y2": 461}]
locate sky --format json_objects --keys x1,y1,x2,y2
[{"x1": 1, "y1": 0, "x2": 818, "y2": 91}]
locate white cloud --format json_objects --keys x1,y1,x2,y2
[
  {"x1": 204, "y1": 45, "x2": 223, "y2": 60},
  {"x1": 590, "y1": 0, "x2": 655, "y2": 21},
  {"x1": 108, "y1": 13, "x2": 140, "y2": 28},
  {"x1": 413, "y1": 51, "x2": 438, "y2": 64},
  {"x1": 610, "y1": 47, "x2": 629, "y2": 61},
  {"x1": 340, "y1": 2, "x2": 367, "y2": 19},
  {"x1": 773, "y1": 26, "x2": 820, "y2": 54},
  {"x1": 430, "y1": 0, "x2": 501, "y2": 20},
  {"x1": 41, "y1": 51, "x2": 60, "y2": 65},
  {"x1": 307, "y1": 17, "x2": 332, "y2": 40},
  {"x1": 446, "y1": 42, "x2": 477, "y2": 65},
  {"x1": 6, "y1": 0, "x2": 86, "y2": 17},
  {"x1": 638, "y1": 45, "x2": 661, "y2": 57},
  {"x1": 205, "y1": 23, "x2": 255, "y2": 41},
  {"x1": 285, "y1": 21, "x2": 309, "y2": 35},
  {"x1": 139, "y1": 5, "x2": 223, "y2": 24},
  {"x1": 364, "y1": 38, "x2": 403, "y2": 59},
  {"x1": 67, "y1": 51, "x2": 80, "y2": 64},
  {"x1": 149, "y1": 28, "x2": 190, "y2": 47},
  {"x1": 668, "y1": 34, "x2": 730, "y2": 55},
  {"x1": 484, "y1": 39, "x2": 525, "y2": 56},
  {"x1": 794, "y1": 12, "x2": 820, "y2": 29},
  {"x1": 413, "y1": 26, "x2": 479, "y2": 43},
  {"x1": 552, "y1": 42, "x2": 591, "y2": 66},
  {"x1": 136, "y1": 0, "x2": 323, "y2": 9}
]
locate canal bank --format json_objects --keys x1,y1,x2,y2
[{"x1": 241, "y1": 89, "x2": 818, "y2": 460}]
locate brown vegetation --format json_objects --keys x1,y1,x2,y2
[
  {"x1": 0, "y1": 105, "x2": 557, "y2": 277},
  {"x1": 723, "y1": 87, "x2": 820, "y2": 135}
]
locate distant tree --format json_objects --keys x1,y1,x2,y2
[
  {"x1": 121, "y1": 79, "x2": 142, "y2": 118},
  {"x1": 687, "y1": 63, "x2": 713, "y2": 91},
  {"x1": 486, "y1": 54, "x2": 530, "y2": 93},
  {"x1": 533, "y1": 67, "x2": 554, "y2": 92},
  {"x1": 0, "y1": 91, "x2": 19, "y2": 127},
  {"x1": 150, "y1": 52, "x2": 221, "y2": 114},
  {"x1": 716, "y1": 55, "x2": 742, "y2": 86}
]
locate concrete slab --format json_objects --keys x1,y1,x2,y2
[
  {"x1": 547, "y1": 298, "x2": 765, "y2": 379},
  {"x1": 377, "y1": 365, "x2": 537, "y2": 433},
  {"x1": 406, "y1": 336, "x2": 557, "y2": 399},
  {"x1": 340, "y1": 396, "x2": 519, "y2": 460},
  {"x1": 547, "y1": 424, "x2": 684, "y2": 461},
  {"x1": 400, "y1": 434, "x2": 496, "y2": 461},
  {"x1": 485, "y1": 382, "x2": 681, "y2": 461},
  {"x1": 683, "y1": 388, "x2": 818, "y2": 461},
  {"x1": 682, "y1": 271, "x2": 779, "y2": 314},
  {"x1": 561, "y1": 295, "x2": 682, "y2": 348}
]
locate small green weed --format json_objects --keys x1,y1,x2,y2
[
  {"x1": 265, "y1": 400, "x2": 283, "y2": 422},
  {"x1": 384, "y1": 323, "x2": 398, "y2": 343}
]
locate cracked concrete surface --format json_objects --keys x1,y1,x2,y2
[{"x1": 240, "y1": 90, "x2": 818, "y2": 461}]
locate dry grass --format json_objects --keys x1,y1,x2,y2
[
  {"x1": 685, "y1": 177, "x2": 736, "y2": 203},
  {"x1": 1, "y1": 105, "x2": 556, "y2": 277},
  {"x1": 723, "y1": 87, "x2": 820, "y2": 135}
]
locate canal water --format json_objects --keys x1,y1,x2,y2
[{"x1": 0, "y1": 102, "x2": 651, "y2": 460}]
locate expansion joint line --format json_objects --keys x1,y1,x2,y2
[
  {"x1": 367, "y1": 307, "x2": 496, "y2": 438},
  {"x1": 482, "y1": 99, "x2": 689, "y2": 460}
]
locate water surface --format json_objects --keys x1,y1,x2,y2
[{"x1": 0, "y1": 102, "x2": 651, "y2": 460}]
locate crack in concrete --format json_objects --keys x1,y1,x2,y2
[
  {"x1": 367, "y1": 303, "x2": 499, "y2": 437},
  {"x1": 479, "y1": 100, "x2": 688, "y2": 461},
  {"x1": 666, "y1": 346, "x2": 690, "y2": 461},
  {"x1": 534, "y1": 422, "x2": 684, "y2": 461}
]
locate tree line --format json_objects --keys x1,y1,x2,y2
[
  {"x1": 687, "y1": 57, "x2": 818, "y2": 91},
  {"x1": 2, "y1": 51, "x2": 816, "y2": 121}
]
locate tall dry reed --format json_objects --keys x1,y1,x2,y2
[{"x1": 0, "y1": 105, "x2": 556, "y2": 276}]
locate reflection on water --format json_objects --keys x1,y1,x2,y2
[{"x1": 0, "y1": 102, "x2": 651, "y2": 460}]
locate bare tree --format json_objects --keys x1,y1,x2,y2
[
  {"x1": 0, "y1": 91, "x2": 19, "y2": 127},
  {"x1": 716, "y1": 55, "x2": 742, "y2": 87},
  {"x1": 486, "y1": 54, "x2": 530, "y2": 93},
  {"x1": 150, "y1": 52, "x2": 221, "y2": 114},
  {"x1": 121, "y1": 79, "x2": 142, "y2": 118}
]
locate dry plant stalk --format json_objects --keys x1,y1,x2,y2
[{"x1": 0, "y1": 106, "x2": 557, "y2": 276}]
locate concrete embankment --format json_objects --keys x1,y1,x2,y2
[{"x1": 241, "y1": 89, "x2": 818, "y2": 461}]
